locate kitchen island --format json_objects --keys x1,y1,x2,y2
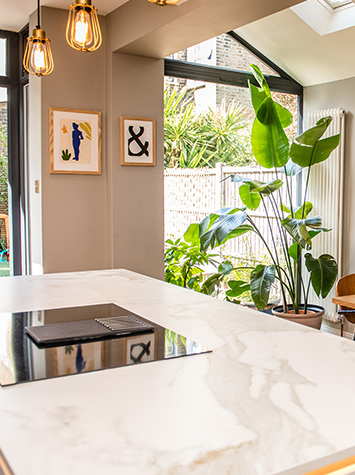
[{"x1": 0, "y1": 269, "x2": 355, "y2": 475}]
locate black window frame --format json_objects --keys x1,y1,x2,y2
[
  {"x1": 164, "y1": 31, "x2": 303, "y2": 134},
  {"x1": 0, "y1": 28, "x2": 29, "y2": 276}
]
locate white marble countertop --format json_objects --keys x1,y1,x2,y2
[{"x1": 0, "y1": 269, "x2": 355, "y2": 475}]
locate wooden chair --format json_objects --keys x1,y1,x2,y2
[
  {"x1": 336, "y1": 274, "x2": 355, "y2": 338},
  {"x1": 0, "y1": 213, "x2": 9, "y2": 261}
]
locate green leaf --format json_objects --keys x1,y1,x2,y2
[
  {"x1": 289, "y1": 142, "x2": 312, "y2": 168},
  {"x1": 254, "y1": 179, "x2": 283, "y2": 196},
  {"x1": 250, "y1": 64, "x2": 271, "y2": 96},
  {"x1": 183, "y1": 223, "x2": 200, "y2": 243},
  {"x1": 219, "y1": 224, "x2": 254, "y2": 245},
  {"x1": 201, "y1": 273, "x2": 222, "y2": 295},
  {"x1": 281, "y1": 159, "x2": 303, "y2": 177},
  {"x1": 251, "y1": 97, "x2": 289, "y2": 168},
  {"x1": 229, "y1": 174, "x2": 264, "y2": 188},
  {"x1": 218, "y1": 261, "x2": 234, "y2": 275},
  {"x1": 312, "y1": 134, "x2": 340, "y2": 165},
  {"x1": 281, "y1": 216, "x2": 324, "y2": 249},
  {"x1": 290, "y1": 134, "x2": 340, "y2": 168},
  {"x1": 199, "y1": 207, "x2": 243, "y2": 236},
  {"x1": 200, "y1": 210, "x2": 248, "y2": 251},
  {"x1": 288, "y1": 243, "x2": 299, "y2": 260},
  {"x1": 226, "y1": 280, "x2": 250, "y2": 298},
  {"x1": 249, "y1": 83, "x2": 293, "y2": 128},
  {"x1": 239, "y1": 184, "x2": 261, "y2": 210},
  {"x1": 304, "y1": 253, "x2": 338, "y2": 298},
  {"x1": 282, "y1": 202, "x2": 313, "y2": 219},
  {"x1": 249, "y1": 83, "x2": 267, "y2": 114},
  {"x1": 294, "y1": 202, "x2": 313, "y2": 219},
  {"x1": 230, "y1": 175, "x2": 283, "y2": 196},
  {"x1": 250, "y1": 265, "x2": 276, "y2": 310},
  {"x1": 296, "y1": 117, "x2": 332, "y2": 146}
]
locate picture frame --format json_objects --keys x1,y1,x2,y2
[
  {"x1": 49, "y1": 107, "x2": 101, "y2": 175},
  {"x1": 120, "y1": 116, "x2": 156, "y2": 166},
  {"x1": 52, "y1": 342, "x2": 104, "y2": 377},
  {"x1": 124, "y1": 333, "x2": 156, "y2": 365}
]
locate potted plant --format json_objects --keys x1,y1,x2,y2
[{"x1": 192, "y1": 65, "x2": 339, "y2": 329}]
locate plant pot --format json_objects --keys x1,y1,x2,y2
[{"x1": 272, "y1": 304, "x2": 324, "y2": 330}]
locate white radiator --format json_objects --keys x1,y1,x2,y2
[{"x1": 305, "y1": 108, "x2": 345, "y2": 322}]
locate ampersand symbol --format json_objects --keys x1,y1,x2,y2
[{"x1": 128, "y1": 126, "x2": 149, "y2": 157}]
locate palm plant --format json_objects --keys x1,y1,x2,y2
[
  {"x1": 164, "y1": 86, "x2": 253, "y2": 168},
  {"x1": 194, "y1": 65, "x2": 339, "y2": 314},
  {"x1": 196, "y1": 100, "x2": 251, "y2": 167}
]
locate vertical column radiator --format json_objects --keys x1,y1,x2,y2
[{"x1": 305, "y1": 108, "x2": 345, "y2": 322}]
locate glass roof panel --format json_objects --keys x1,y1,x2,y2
[
  {"x1": 323, "y1": 0, "x2": 352, "y2": 8},
  {"x1": 167, "y1": 33, "x2": 280, "y2": 77}
]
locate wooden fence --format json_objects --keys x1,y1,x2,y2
[{"x1": 164, "y1": 164, "x2": 282, "y2": 261}]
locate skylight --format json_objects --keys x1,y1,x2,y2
[{"x1": 323, "y1": 0, "x2": 352, "y2": 9}]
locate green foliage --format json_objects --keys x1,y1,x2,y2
[
  {"x1": 250, "y1": 265, "x2": 276, "y2": 310},
  {"x1": 0, "y1": 125, "x2": 8, "y2": 214},
  {"x1": 164, "y1": 86, "x2": 253, "y2": 168},
  {"x1": 164, "y1": 236, "x2": 219, "y2": 292},
  {"x1": 61, "y1": 149, "x2": 71, "y2": 161},
  {"x1": 195, "y1": 65, "x2": 340, "y2": 314},
  {"x1": 304, "y1": 253, "x2": 338, "y2": 299}
]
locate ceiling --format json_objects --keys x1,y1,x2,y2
[
  {"x1": 236, "y1": 0, "x2": 355, "y2": 86},
  {"x1": 0, "y1": 0, "x2": 129, "y2": 32}
]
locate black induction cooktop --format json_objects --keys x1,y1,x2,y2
[{"x1": 0, "y1": 303, "x2": 211, "y2": 387}]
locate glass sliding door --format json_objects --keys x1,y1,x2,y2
[
  {"x1": 0, "y1": 85, "x2": 8, "y2": 275},
  {"x1": 0, "y1": 28, "x2": 29, "y2": 276}
]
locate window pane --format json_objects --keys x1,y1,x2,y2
[
  {"x1": 0, "y1": 39, "x2": 7, "y2": 77},
  {"x1": 168, "y1": 33, "x2": 280, "y2": 76},
  {"x1": 0, "y1": 87, "x2": 9, "y2": 276},
  {"x1": 323, "y1": 0, "x2": 352, "y2": 8}
]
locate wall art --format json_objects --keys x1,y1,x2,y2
[
  {"x1": 120, "y1": 116, "x2": 156, "y2": 166},
  {"x1": 49, "y1": 107, "x2": 101, "y2": 174}
]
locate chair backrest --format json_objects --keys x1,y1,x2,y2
[
  {"x1": 0, "y1": 213, "x2": 8, "y2": 248},
  {"x1": 336, "y1": 274, "x2": 355, "y2": 298},
  {"x1": 336, "y1": 274, "x2": 355, "y2": 323}
]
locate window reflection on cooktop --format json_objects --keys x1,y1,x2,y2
[{"x1": 0, "y1": 303, "x2": 211, "y2": 386}]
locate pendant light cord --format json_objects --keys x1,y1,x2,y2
[{"x1": 36, "y1": 0, "x2": 40, "y2": 29}]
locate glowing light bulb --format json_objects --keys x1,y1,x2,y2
[
  {"x1": 33, "y1": 44, "x2": 45, "y2": 70},
  {"x1": 74, "y1": 10, "x2": 93, "y2": 48}
]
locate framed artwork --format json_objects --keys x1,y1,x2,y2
[
  {"x1": 120, "y1": 116, "x2": 156, "y2": 166},
  {"x1": 124, "y1": 333, "x2": 156, "y2": 365},
  {"x1": 52, "y1": 342, "x2": 104, "y2": 377},
  {"x1": 49, "y1": 107, "x2": 101, "y2": 174}
]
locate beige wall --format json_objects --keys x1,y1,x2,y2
[
  {"x1": 38, "y1": 8, "x2": 108, "y2": 274},
  {"x1": 29, "y1": 6, "x2": 165, "y2": 278},
  {"x1": 304, "y1": 78, "x2": 355, "y2": 335}
]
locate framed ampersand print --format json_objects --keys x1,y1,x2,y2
[{"x1": 120, "y1": 116, "x2": 156, "y2": 166}]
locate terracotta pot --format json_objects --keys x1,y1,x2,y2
[{"x1": 272, "y1": 304, "x2": 324, "y2": 330}]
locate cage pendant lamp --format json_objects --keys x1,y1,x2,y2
[
  {"x1": 147, "y1": 0, "x2": 179, "y2": 5},
  {"x1": 66, "y1": 0, "x2": 102, "y2": 52},
  {"x1": 23, "y1": 0, "x2": 54, "y2": 77}
]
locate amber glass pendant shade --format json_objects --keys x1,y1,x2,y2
[{"x1": 66, "y1": 0, "x2": 102, "y2": 52}]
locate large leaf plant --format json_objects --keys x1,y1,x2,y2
[{"x1": 197, "y1": 65, "x2": 339, "y2": 314}]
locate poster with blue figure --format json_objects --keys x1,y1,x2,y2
[
  {"x1": 72, "y1": 123, "x2": 84, "y2": 161},
  {"x1": 50, "y1": 107, "x2": 101, "y2": 174}
]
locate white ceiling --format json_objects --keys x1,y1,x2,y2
[
  {"x1": 236, "y1": 1, "x2": 355, "y2": 86},
  {"x1": 0, "y1": 0, "x2": 129, "y2": 32}
]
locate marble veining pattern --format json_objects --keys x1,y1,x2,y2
[{"x1": 0, "y1": 269, "x2": 354, "y2": 474}]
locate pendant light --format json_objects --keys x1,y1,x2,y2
[
  {"x1": 66, "y1": 0, "x2": 102, "y2": 52},
  {"x1": 147, "y1": 0, "x2": 179, "y2": 5},
  {"x1": 23, "y1": 0, "x2": 54, "y2": 77}
]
